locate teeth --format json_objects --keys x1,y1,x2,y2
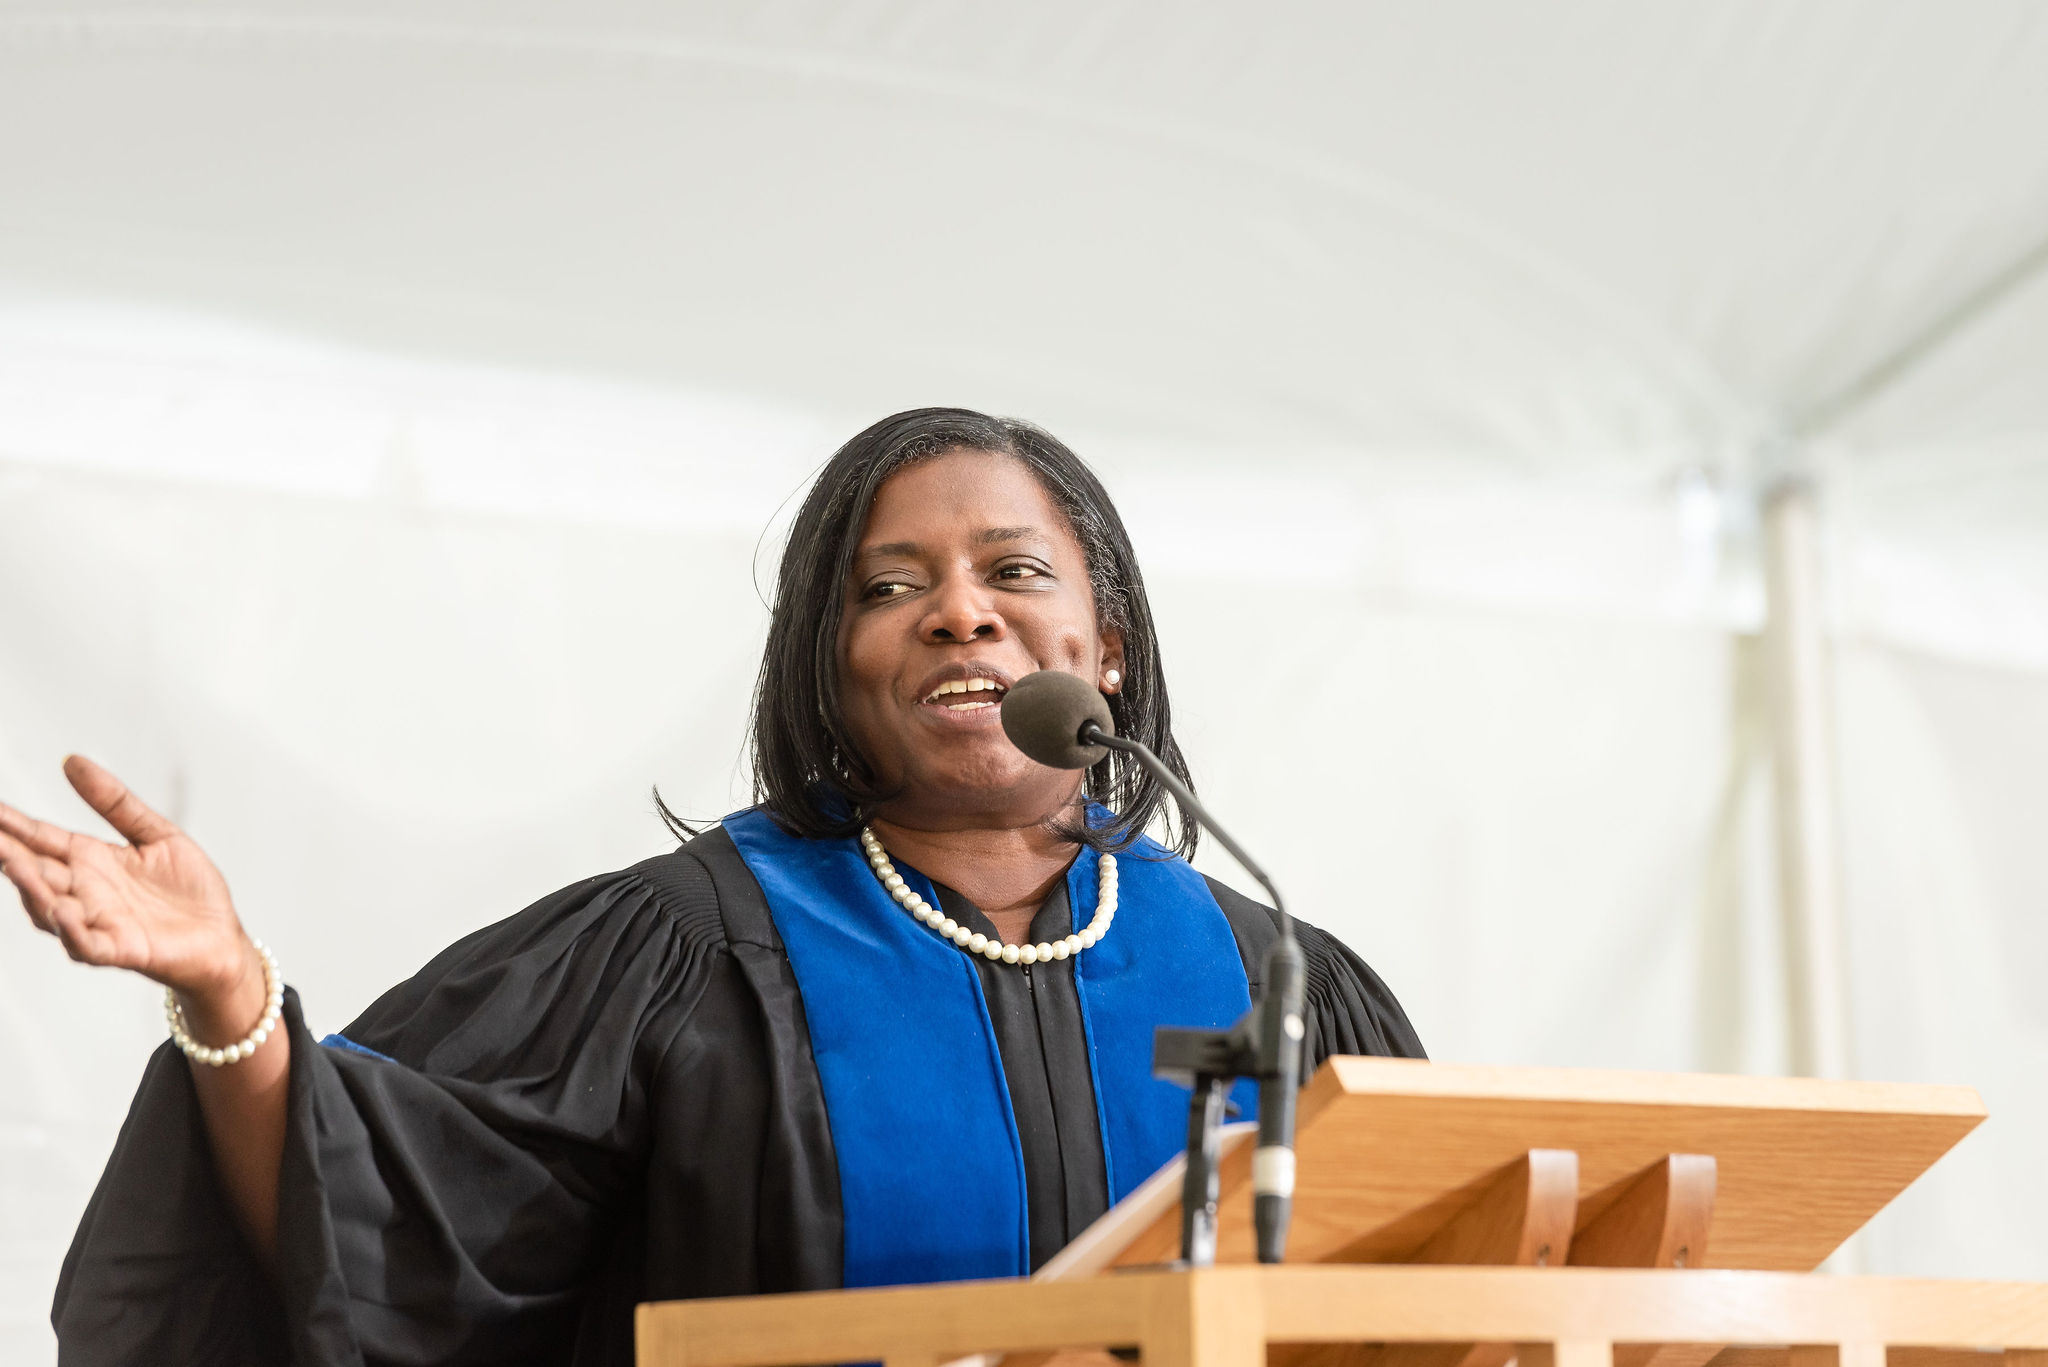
[{"x1": 925, "y1": 677, "x2": 1005, "y2": 703}]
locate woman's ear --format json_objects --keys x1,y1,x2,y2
[{"x1": 1100, "y1": 631, "x2": 1126, "y2": 693}]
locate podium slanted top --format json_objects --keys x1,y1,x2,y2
[{"x1": 1086, "y1": 1056, "x2": 1984, "y2": 1274}]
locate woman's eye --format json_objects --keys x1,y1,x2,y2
[
  {"x1": 865, "y1": 581, "x2": 915, "y2": 599},
  {"x1": 995, "y1": 563, "x2": 1046, "y2": 581}
]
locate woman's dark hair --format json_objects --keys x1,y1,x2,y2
[{"x1": 730, "y1": 406, "x2": 1199, "y2": 857}]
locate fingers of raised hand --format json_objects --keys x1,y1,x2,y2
[
  {"x1": 44, "y1": 896, "x2": 120, "y2": 966},
  {"x1": 6, "y1": 869, "x2": 128, "y2": 970},
  {"x1": 63, "y1": 755, "x2": 177, "y2": 847},
  {"x1": 0, "y1": 811, "x2": 83, "y2": 897},
  {"x1": 1, "y1": 830, "x2": 67, "y2": 932},
  {"x1": 0, "y1": 800, "x2": 80, "y2": 860}
]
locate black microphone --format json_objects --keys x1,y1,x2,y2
[
  {"x1": 1000, "y1": 670, "x2": 1114, "y2": 771},
  {"x1": 1000, "y1": 670, "x2": 1305, "y2": 1264}
]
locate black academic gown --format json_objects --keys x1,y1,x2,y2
[{"x1": 53, "y1": 826, "x2": 1424, "y2": 1367}]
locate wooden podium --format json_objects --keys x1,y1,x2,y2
[{"x1": 637, "y1": 1059, "x2": 2048, "y2": 1367}]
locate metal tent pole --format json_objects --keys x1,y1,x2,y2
[{"x1": 1759, "y1": 477, "x2": 1852, "y2": 1083}]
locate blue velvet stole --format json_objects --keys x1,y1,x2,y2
[{"x1": 723, "y1": 806, "x2": 1255, "y2": 1289}]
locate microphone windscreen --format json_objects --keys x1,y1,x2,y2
[{"x1": 1001, "y1": 671, "x2": 1115, "y2": 770}]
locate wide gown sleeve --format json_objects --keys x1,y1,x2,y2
[
  {"x1": 52, "y1": 863, "x2": 721, "y2": 1367},
  {"x1": 1202, "y1": 874, "x2": 1427, "y2": 1064},
  {"x1": 1293, "y1": 919, "x2": 1427, "y2": 1062}
]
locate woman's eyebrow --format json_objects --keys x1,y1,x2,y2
[{"x1": 856, "y1": 527, "x2": 1043, "y2": 562}]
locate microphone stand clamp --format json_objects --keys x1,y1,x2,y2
[{"x1": 1152, "y1": 934, "x2": 1304, "y2": 1269}]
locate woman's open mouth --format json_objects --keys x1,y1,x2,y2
[{"x1": 920, "y1": 676, "x2": 1008, "y2": 712}]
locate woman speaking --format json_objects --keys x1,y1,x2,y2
[{"x1": 1, "y1": 408, "x2": 1423, "y2": 1365}]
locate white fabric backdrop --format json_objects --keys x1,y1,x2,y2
[
  {"x1": 3, "y1": 355, "x2": 2044, "y2": 1354},
  {"x1": 0, "y1": 446, "x2": 1754, "y2": 1347},
  {"x1": 4, "y1": 1, "x2": 2048, "y2": 1359}
]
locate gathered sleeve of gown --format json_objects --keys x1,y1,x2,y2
[
  {"x1": 1202, "y1": 875, "x2": 1427, "y2": 1065},
  {"x1": 1293, "y1": 918, "x2": 1427, "y2": 1062},
  {"x1": 52, "y1": 860, "x2": 729, "y2": 1367}
]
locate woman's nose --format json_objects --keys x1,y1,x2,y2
[{"x1": 921, "y1": 574, "x2": 1005, "y2": 643}]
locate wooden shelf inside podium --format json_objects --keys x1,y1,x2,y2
[{"x1": 1084, "y1": 1058, "x2": 1985, "y2": 1274}]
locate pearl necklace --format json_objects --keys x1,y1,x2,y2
[{"x1": 859, "y1": 826, "x2": 1117, "y2": 965}]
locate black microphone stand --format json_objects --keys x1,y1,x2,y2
[{"x1": 1082, "y1": 726, "x2": 1306, "y2": 1267}]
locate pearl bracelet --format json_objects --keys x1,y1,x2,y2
[{"x1": 165, "y1": 938, "x2": 284, "y2": 1067}]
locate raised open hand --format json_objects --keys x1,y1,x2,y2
[{"x1": 0, "y1": 755, "x2": 249, "y2": 1001}]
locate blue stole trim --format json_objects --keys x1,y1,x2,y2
[
  {"x1": 723, "y1": 806, "x2": 1254, "y2": 1288},
  {"x1": 319, "y1": 1033, "x2": 392, "y2": 1061}
]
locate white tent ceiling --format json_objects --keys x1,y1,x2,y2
[{"x1": 3, "y1": 2, "x2": 2046, "y2": 668}]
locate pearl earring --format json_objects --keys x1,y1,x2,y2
[{"x1": 1103, "y1": 669, "x2": 1122, "y2": 690}]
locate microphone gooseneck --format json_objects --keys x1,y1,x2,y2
[
  {"x1": 999, "y1": 669, "x2": 1305, "y2": 1264},
  {"x1": 1082, "y1": 726, "x2": 1303, "y2": 1263}
]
